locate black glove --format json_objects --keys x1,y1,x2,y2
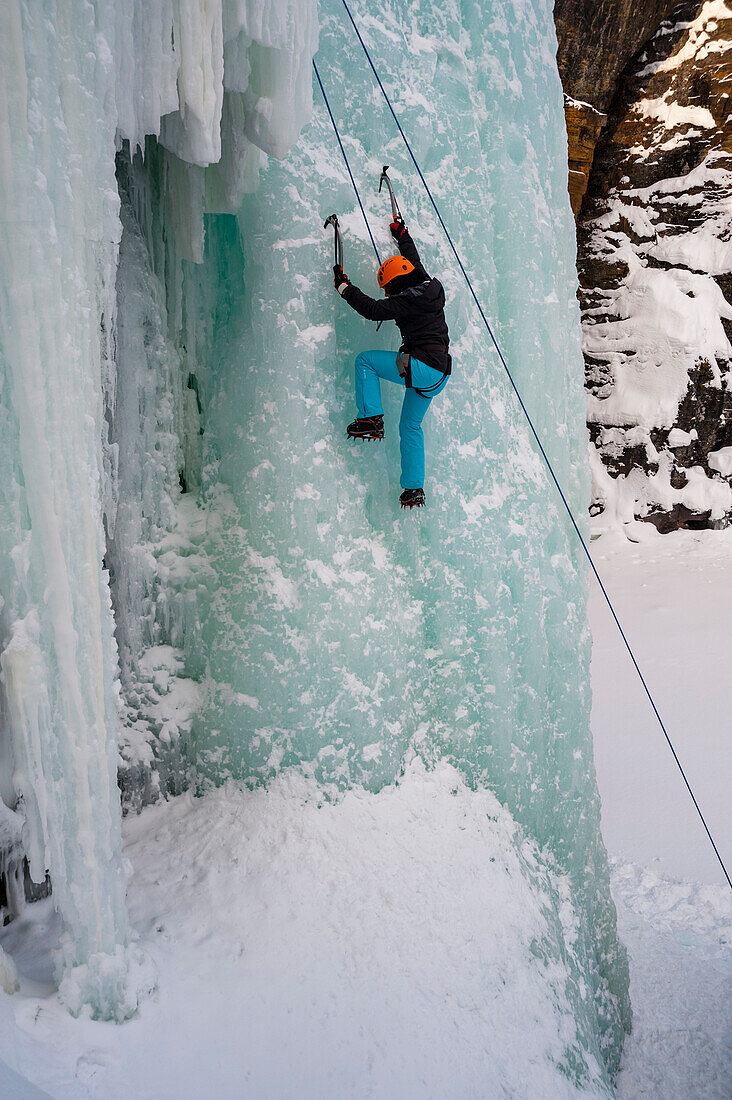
[
  {"x1": 390, "y1": 217, "x2": 406, "y2": 241},
  {"x1": 334, "y1": 265, "x2": 351, "y2": 294}
]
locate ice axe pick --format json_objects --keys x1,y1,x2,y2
[
  {"x1": 324, "y1": 213, "x2": 343, "y2": 270},
  {"x1": 379, "y1": 165, "x2": 402, "y2": 224}
]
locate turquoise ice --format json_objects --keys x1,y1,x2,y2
[{"x1": 0, "y1": 0, "x2": 629, "y2": 1081}]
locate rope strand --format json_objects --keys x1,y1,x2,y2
[
  {"x1": 313, "y1": 60, "x2": 382, "y2": 266},
  {"x1": 337, "y1": 0, "x2": 730, "y2": 889}
]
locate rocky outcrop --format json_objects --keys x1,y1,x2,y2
[
  {"x1": 555, "y1": 0, "x2": 680, "y2": 213},
  {"x1": 577, "y1": 0, "x2": 732, "y2": 530},
  {"x1": 562, "y1": 99, "x2": 606, "y2": 217},
  {"x1": 554, "y1": 0, "x2": 732, "y2": 531}
]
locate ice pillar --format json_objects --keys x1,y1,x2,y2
[{"x1": 0, "y1": 0, "x2": 145, "y2": 1019}]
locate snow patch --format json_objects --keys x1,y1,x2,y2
[
  {"x1": 634, "y1": 97, "x2": 716, "y2": 130},
  {"x1": 708, "y1": 447, "x2": 732, "y2": 476}
]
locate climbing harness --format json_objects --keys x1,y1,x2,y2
[
  {"x1": 314, "y1": 7, "x2": 731, "y2": 889},
  {"x1": 405, "y1": 344, "x2": 452, "y2": 398},
  {"x1": 395, "y1": 349, "x2": 447, "y2": 397}
]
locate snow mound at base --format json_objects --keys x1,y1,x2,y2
[{"x1": 116, "y1": 760, "x2": 610, "y2": 1099}]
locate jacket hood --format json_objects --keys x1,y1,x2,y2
[
  {"x1": 390, "y1": 275, "x2": 444, "y2": 307},
  {"x1": 420, "y1": 277, "x2": 445, "y2": 307}
]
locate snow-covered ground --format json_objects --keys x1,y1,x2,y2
[
  {"x1": 589, "y1": 525, "x2": 731, "y2": 1099},
  {"x1": 590, "y1": 525, "x2": 730, "y2": 884},
  {"x1": 0, "y1": 527, "x2": 729, "y2": 1098},
  {"x1": 1, "y1": 758, "x2": 617, "y2": 1099},
  {"x1": 611, "y1": 860, "x2": 730, "y2": 1100}
]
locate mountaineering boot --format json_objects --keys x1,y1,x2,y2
[
  {"x1": 400, "y1": 488, "x2": 425, "y2": 509},
  {"x1": 346, "y1": 414, "x2": 384, "y2": 441}
]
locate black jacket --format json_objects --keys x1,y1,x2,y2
[{"x1": 341, "y1": 230, "x2": 451, "y2": 375}]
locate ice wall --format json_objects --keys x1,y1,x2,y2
[
  {"x1": 0, "y1": 0, "x2": 143, "y2": 1020},
  {"x1": 1, "y1": 0, "x2": 630, "y2": 1080},
  {"x1": 0, "y1": 0, "x2": 317, "y2": 1019},
  {"x1": 180, "y1": 3, "x2": 630, "y2": 1081}
]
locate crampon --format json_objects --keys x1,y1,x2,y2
[
  {"x1": 400, "y1": 488, "x2": 425, "y2": 508},
  {"x1": 346, "y1": 415, "x2": 384, "y2": 441}
]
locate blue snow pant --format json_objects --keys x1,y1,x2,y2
[{"x1": 354, "y1": 350, "x2": 448, "y2": 490}]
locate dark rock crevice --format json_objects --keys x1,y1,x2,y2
[{"x1": 554, "y1": 0, "x2": 681, "y2": 213}]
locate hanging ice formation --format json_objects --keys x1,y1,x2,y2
[
  {"x1": 0, "y1": 0, "x2": 317, "y2": 1023},
  {"x1": 0, "y1": 0, "x2": 631, "y2": 1084}
]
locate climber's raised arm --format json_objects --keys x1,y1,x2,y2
[{"x1": 389, "y1": 219, "x2": 428, "y2": 281}]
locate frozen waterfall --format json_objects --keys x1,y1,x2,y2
[{"x1": 0, "y1": 0, "x2": 630, "y2": 1088}]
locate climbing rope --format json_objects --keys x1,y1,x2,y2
[
  {"x1": 314, "y1": 2, "x2": 731, "y2": 889},
  {"x1": 312, "y1": 60, "x2": 382, "y2": 266}
]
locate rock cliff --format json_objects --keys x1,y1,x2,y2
[
  {"x1": 555, "y1": 0, "x2": 679, "y2": 213},
  {"x1": 555, "y1": 0, "x2": 732, "y2": 530}
]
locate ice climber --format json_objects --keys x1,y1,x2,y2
[{"x1": 333, "y1": 217, "x2": 451, "y2": 508}]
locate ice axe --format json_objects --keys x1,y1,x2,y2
[
  {"x1": 324, "y1": 213, "x2": 343, "y2": 270},
  {"x1": 379, "y1": 166, "x2": 403, "y2": 225}
]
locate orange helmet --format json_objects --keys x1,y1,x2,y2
[{"x1": 377, "y1": 254, "x2": 415, "y2": 289}]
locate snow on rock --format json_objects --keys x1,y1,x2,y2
[
  {"x1": 578, "y1": 0, "x2": 732, "y2": 532},
  {"x1": 633, "y1": 95, "x2": 717, "y2": 130},
  {"x1": 708, "y1": 445, "x2": 732, "y2": 476},
  {"x1": 554, "y1": 0, "x2": 681, "y2": 215}
]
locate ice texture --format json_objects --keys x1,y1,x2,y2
[
  {"x1": 0, "y1": 0, "x2": 317, "y2": 1020},
  {"x1": 0, "y1": 0, "x2": 140, "y2": 1019},
  {"x1": 112, "y1": 0, "x2": 628, "y2": 1081},
  {"x1": 0, "y1": 0, "x2": 630, "y2": 1078}
]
